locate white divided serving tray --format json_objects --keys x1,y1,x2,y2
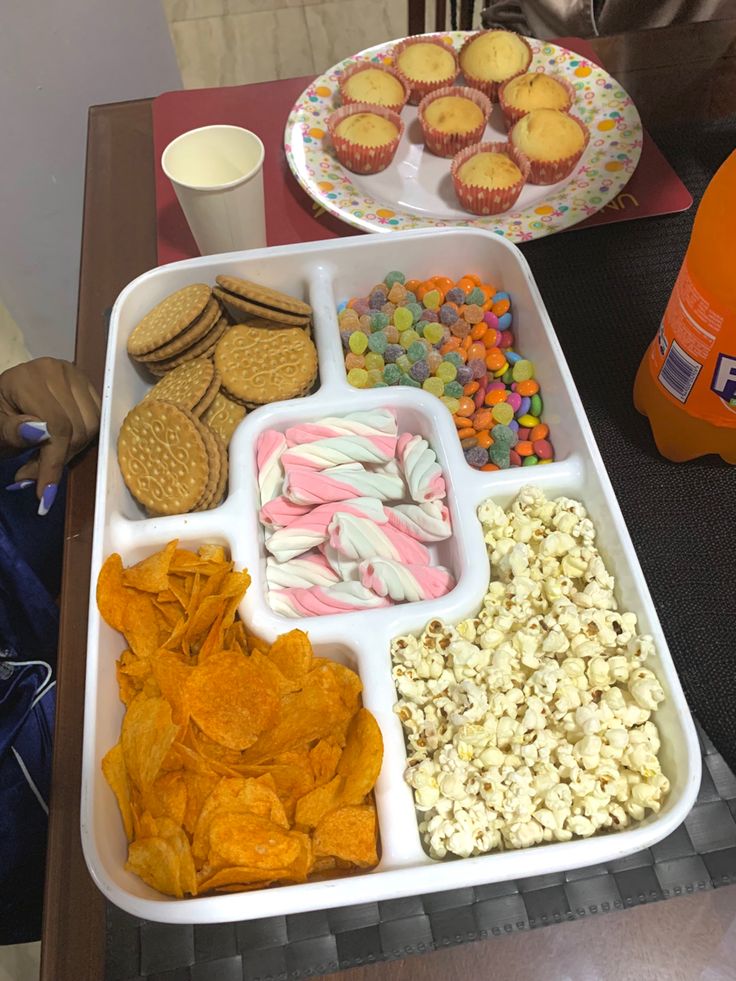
[{"x1": 81, "y1": 227, "x2": 701, "y2": 924}]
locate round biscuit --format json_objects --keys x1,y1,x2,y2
[
  {"x1": 145, "y1": 318, "x2": 229, "y2": 376},
  {"x1": 203, "y1": 430, "x2": 228, "y2": 509},
  {"x1": 192, "y1": 418, "x2": 221, "y2": 510},
  {"x1": 213, "y1": 287, "x2": 310, "y2": 327},
  {"x1": 192, "y1": 370, "x2": 221, "y2": 418},
  {"x1": 135, "y1": 297, "x2": 221, "y2": 363},
  {"x1": 215, "y1": 275, "x2": 312, "y2": 317},
  {"x1": 117, "y1": 401, "x2": 209, "y2": 515},
  {"x1": 142, "y1": 357, "x2": 215, "y2": 412},
  {"x1": 200, "y1": 390, "x2": 246, "y2": 446},
  {"x1": 127, "y1": 284, "x2": 212, "y2": 357},
  {"x1": 215, "y1": 324, "x2": 318, "y2": 405}
]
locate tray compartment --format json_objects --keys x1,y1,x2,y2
[{"x1": 81, "y1": 227, "x2": 700, "y2": 924}]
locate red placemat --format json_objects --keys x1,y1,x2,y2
[{"x1": 153, "y1": 37, "x2": 692, "y2": 265}]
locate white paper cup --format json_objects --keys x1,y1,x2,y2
[{"x1": 161, "y1": 125, "x2": 266, "y2": 255}]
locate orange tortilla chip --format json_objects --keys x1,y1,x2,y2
[
  {"x1": 268, "y1": 629, "x2": 313, "y2": 680},
  {"x1": 294, "y1": 775, "x2": 344, "y2": 829},
  {"x1": 97, "y1": 553, "x2": 129, "y2": 633},
  {"x1": 310, "y1": 740, "x2": 342, "y2": 788},
  {"x1": 187, "y1": 650, "x2": 279, "y2": 751},
  {"x1": 191, "y1": 775, "x2": 289, "y2": 865},
  {"x1": 101, "y1": 743, "x2": 134, "y2": 842},
  {"x1": 122, "y1": 539, "x2": 178, "y2": 593},
  {"x1": 126, "y1": 824, "x2": 196, "y2": 898},
  {"x1": 99, "y1": 540, "x2": 384, "y2": 902},
  {"x1": 338, "y1": 708, "x2": 383, "y2": 804},
  {"x1": 150, "y1": 649, "x2": 192, "y2": 725},
  {"x1": 207, "y1": 812, "x2": 307, "y2": 872},
  {"x1": 240, "y1": 671, "x2": 352, "y2": 765},
  {"x1": 116, "y1": 650, "x2": 152, "y2": 706},
  {"x1": 123, "y1": 591, "x2": 171, "y2": 660},
  {"x1": 122, "y1": 694, "x2": 180, "y2": 791},
  {"x1": 197, "y1": 865, "x2": 292, "y2": 893},
  {"x1": 313, "y1": 805, "x2": 378, "y2": 868}
]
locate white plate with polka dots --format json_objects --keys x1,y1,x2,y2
[{"x1": 284, "y1": 32, "x2": 643, "y2": 242}]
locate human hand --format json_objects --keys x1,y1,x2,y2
[{"x1": 0, "y1": 358, "x2": 101, "y2": 514}]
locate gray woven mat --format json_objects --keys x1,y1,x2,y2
[{"x1": 105, "y1": 719, "x2": 736, "y2": 981}]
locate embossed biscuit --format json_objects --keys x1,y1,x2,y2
[
  {"x1": 192, "y1": 418, "x2": 221, "y2": 511},
  {"x1": 215, "y1": 324, "x2": 318, "y2": 405},
  {"x1": 214, "y1": 278, "x2": 311, "y2": 327},
  {"x1": 200, "y1": 389, "x2": 246, "y2": 446},
  {"x1": 146, "y1": 317, "x2": 229, "y2": 376},
  {"x1": 192, "y1": 369, "x2": 221, "y2": 418},
  {"x1": 142, "y1": 357, "x2": 215, "y2": 412},
  {"x1": 127, "y1": 284, "x2": 212, "y2": 357},
  {"x1": 211, "y1": 291, "x2": 293, "y2": 329},
  {"x1": 117, "y1": 401, "x2": 209, "y2": 515},
  {"x1": 204, "y1": 429, "x2": 229, "y2": 509},
  {"x1": 135, "y1": 296, "x2": 221, "y2": 363}
]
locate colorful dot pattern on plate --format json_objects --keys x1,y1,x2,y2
[
  {"x1": 284, "y1": 33, "x2": 642, "y2": 242},
  {"x1": 338, "y1": 270, "x2": 555, "y2": 470}
]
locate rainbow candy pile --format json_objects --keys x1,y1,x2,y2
[{"x1": 338, "y1": 271, "x2": 555, "y2": 470}]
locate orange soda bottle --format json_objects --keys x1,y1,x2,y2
[{"x1": 633, "y1": 149, "x2": 736, "y2": 463}]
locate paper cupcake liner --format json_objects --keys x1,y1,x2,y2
[
  {"x1": 451, "y1": 140, "x2": 531, "y2": 216},
  {"x1": 510, "y1": 112, "x2": 590, "y2": 185},
  {"x1": 326, "y1": 103, "x2": 404, "y2": 175},
  {"x1": 392, "y1": 35, "x2": 459, "y2": 106},
  {"x1": 458, "y1": 30, "x2": 533, "y2": 103},
  {"x1": 498, "y1": 72, "x2": 576, "y2": 128},
  {"x1": 339, "y1": 61, "x2": 410, "y2": 115},
  {"x1": 418, "y1": 85, "x2": 492, "y2": 159}
]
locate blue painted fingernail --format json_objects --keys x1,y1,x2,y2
[
  {"x1": 18, "y1": 421, "x2": 50, "y2": 444},
  {"x1": 38, "y1": 483, "x2": 58, "y2": 516},
  {"x1": 6, "y1": 480, "x2": 34, "y2": 491}
]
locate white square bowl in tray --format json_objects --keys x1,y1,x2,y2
[{"x1": 81, "y1": 227, "x2": 700, "y2": 924}]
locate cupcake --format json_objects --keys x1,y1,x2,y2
[
  {"x1": 451, "y1": 141, "x2": 530, "y2": 215},
  {"x1": 392, "y1": 36, "x2": 459, "y2": 105},
  {"x1": 418, "y1": 85, "x2": 491, "y2": 158},
  {"x1": 509, "y1": 108, "x2": 589, "y2": 184},
  {"x1": 327, "y1": 104, "x2": 404, "y2": 175},
  {"x1": 499, "y1": 71, "x2": 574, "y2": 127},
  {"x1": 339, "y1": 62, "x2": 410, "y2": 114},
  {"x1": 459, "y1": 29, "x2": 532, "y2": 102}
]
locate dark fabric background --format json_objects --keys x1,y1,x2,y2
[{"x1": 520, "y1": 114, "x2": 736, "y2": 772}]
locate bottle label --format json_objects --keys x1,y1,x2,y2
[{"x1": 648, "y1": 257, "x2": 736, "y2": 426}]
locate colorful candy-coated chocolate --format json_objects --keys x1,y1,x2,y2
[
  {"x1": 506, "y1": 392, "x2": 522, "y2": 413},
  {"x1": 533, "y1": 438, "x2": 553, "y2": 459}
]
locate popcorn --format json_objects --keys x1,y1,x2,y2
[{"x1": 391, "y1": 486, "x2": 669, "y2": 859}]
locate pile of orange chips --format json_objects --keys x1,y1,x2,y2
[{"x1": 97, "y1": 540, "x2": 382, "y2": 898}]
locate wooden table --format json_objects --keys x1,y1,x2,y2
[{"x1": 41, "y1": 17, "x2": 736, "y2": 981}]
